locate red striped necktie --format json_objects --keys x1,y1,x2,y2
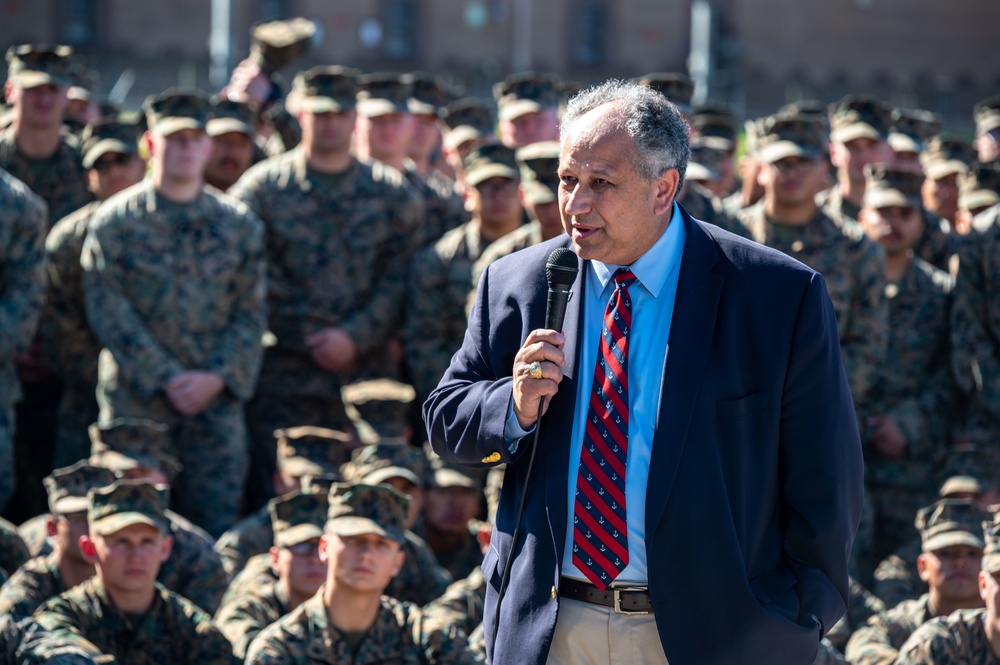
[{"x1": 571, "y1": 268, "x2": 636, "y2": 589}]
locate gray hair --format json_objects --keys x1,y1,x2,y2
[{"x1": 560, "y1": 79, "x2": 690, "y2": 191}]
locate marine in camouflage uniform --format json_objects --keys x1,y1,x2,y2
[
  {"x1": 405, "y1": 144, "x2": 524, "y2": 404},
  {"x1": 0, "y1": 167, "x2": 46, "y2": 510},
  {"x1": 81, "y1": 91, "x2": 266, "y2": 538},
  {"x1": 1, "y1": 614, "x2": 109, "y2": 665},
  {"x1": 422, "y1": 561, "x2": 486, "y2": 639},
  {"x1": 845, "y1": 500, "x2": 988, "y2": 665},
  {"x1": 228, "y1": 67, "x2": 424, "y2": 511},
  {"x1": 32, "y1": 480, "x2": 236, "y2": 664},
  {"x1": 38, "y1": 119, "x2": 146, "y2": 468},
  {"x1": 414, "y1": 459, "x2": 485, "y2": 583},
  {"x1": 215, "y1": 426, "x2": 350, "y2": 578},
  {"x1": 736, "y1": 114, "x2": 888, "y2": 413},
  {"x1": 244, "y1": 482, "x2": 481, "y2": 664},
  {"x1": 215, "y1": 492, "x2": 328, "y2": 658},
  {"x1": 856, "y1": 164, "x2": 956, "y2": 565}
]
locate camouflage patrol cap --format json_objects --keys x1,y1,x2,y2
[
  {"x1": 687, "y1": 136, "x2": 730, "y2": 183},
  {"x1": 828, "y1": 95, "x2": 891, "y2": 144},
  {"x1": 249, "y1": 17, "x2": 321, "y2": 74},
  {"x1": 939, "y1": 474, "x2": 987, "y2": 498},
  {"x1": 208, "y1": 96, "x2": 255, "y2": 138},
  {"x1": 344, "y1": 441, "x2": 428, "y2": 488},
  {"x1": 921, "y1": 137, "x2": 975, "y2": 181},
  {"x1": 67, "y1": 65, "x2": 99, "y2": 102},
  {"x1": 326, "y1": 482, "x2": 409, "y2": 543},
  {"x1": 88, "y1": 480, "x2": 169, "y2": 536},
  {"x1": 341, "y1": 378, "x2": 415, "y2": 444},
  {"x1": 441, "y1": 98, "x2": 494, "y2": 151},
  {"x1": 863, "y1": 163, "x2": 923, "y2": 210},
  {"x1": 915, "y1": 499, "x2": 987, "y2": 553},
  {"x1": 300, "y1": 473, "x2": 341, "y2": 495},
  {"x1": 143, "y1": 88, "x2": 210, "y2": 136},
  {"x1": 974, "y1": 95, "x2": 1000, "y2": 136},
  {"x1": 692, "y1": 103, "x2": 738, "y2": 148},
  {"x1": 428, "y1": 453, "x2": 481, "y2": 490},
  {"x1": 5, "y1": 44, "x2": 73, "y2": 89},
  {"x1": 408, "y1": 72, "x2": 452, "y2": 115},
  {"x1": 80, "y1": 117, "x2": 139, "y2": 169},
  {"x1": 778, "y1": 100, "x2": 827, "y2": 119},
  {"x1": 464, "y1": 143, "x2": 519, "y2": 187},
  {"x1": 269, "y1": 491, "x2": 329, "y2": 547},
  {"x1": 291, "y1": 66, "x2": 359, "y2": 113},
  {"x1": 275, "y1": 425, "x2": 353, "y2": 478},
  {"x1": 516, "y1": 140, "x2": 560, "y2": 205},
  {"x1": 636, "y1": 73, "x2": 694, "y2": 116},
  {"x1": 357, "y1": 73, "x2": 413, "y2": 118},
  {"x1": 888, "y1": 108, "x2": 941, "y2": 156},
  {"x1": 756, "y1": 114, "x2": 826, "y2": 164},
  {"x1": 43, "y1": 461, "x2": 117, "y2": 515},
  {"x1": 493, "y1": 71, "x2": 560, "y2": 123},
  {"x1": 88, "y1": 418, "x2": 181, "y2": 478},
  {"x1": 959, "y1": 161, "x2": 1000, "y2": 212},
  {"x1": 984, "y1": 512, "x2": 1000, "y2": 573}
]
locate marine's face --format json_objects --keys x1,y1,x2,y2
[
  {"x1": 760, "y1": 155, "x2": 828, "y2": 208},
  {"x1": 358, "y1": 111, "x2": 415, "y2": 162},
  {"x1": 919, "y1": 545, "x2": 983, "y2": 603},
  {"x1": 859, "y1": 204, "x2": 924, "y2": 256},
  {"x1": 153, "y1": 128, "x2": 213, "y2": 184},
  {"x1": 423, "y1": 485, "x2": 481, "y2": 535},
  {"x1": 271, "y1": 538, "x2": 326, "y2": 603},
  {"x1": 301, "y1": 108, "x2": 356, "y2": 155},
  {"x1": 321, "y1": 532, "x2": 403, "y2": 595},
  {"x1": 501, "y1": 107, "x2": 559, "y2": 148},
  {"x1": 52, "y1": 512, "x2": 91, "y2": 564},
  {"x1": 409, "y1": 112, "x2": 441, "y2": 159},
  {"x1": 205, "y1": 131, "x2": 255, "y2": 192},
  {"x1": 86, "y1": 523, "x2": 172, "y2": 595},
  {"x1": 87, "y1": 151, "x2": 145, "y2": 201},
  {"x1": 831, "y1": 136, "x2": 893, "y2": 183},
  {"x1": 558, "y1": 104, "x2": 677, "y2": 266},
  {"x1": 922, "y1": 173, "x2": 960, "y2": 222},
  {"x1": 8, "y1": 82, "x2": 68, "y2": 129},
  {"x1": 466, "y1": 176, "x2": 522, "y2": 230}
]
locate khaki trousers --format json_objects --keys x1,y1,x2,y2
[{"x1": 546, "y1": 597, "x2": 669, "y2": 665}]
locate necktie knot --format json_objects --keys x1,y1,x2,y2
[{"x1": 613, "y1": 269, "x2": 637, "y2": 290}]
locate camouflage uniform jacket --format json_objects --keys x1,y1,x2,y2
[
  {"x1": 422, "y1": 567, "x2": 485, "y2": 638},
  {"x1": 813, "y1": 638, "x2": 847, "y2": 665},
  {"x1": 406, "y1": 220, "x2": 495, "y2": 401},
  {"x1": 0, "y1": 168, "x2": 47, "y2": 405},
  {"x1": 825, "y1": 576, "x2": 887, "y2": 652},
  {"x1": 873, "y1": 537, "x2": 922, "y2": 610},
  {"x1": 215, "y1": 578, "x2": 290, "y2": 659},
  {"x1": 845, "y1": 593, "x2": 938, "y2": 665},
  {"x1": 865, "y1": 257, "x2": 953, "y2": 487},
  {"x1": 896, "y1": 608, "x2": 1000, "y2": 664},
  {"x1": 81, "y1": 180, "x2": 267, "y2": 405},
  {"x1": 738, "y1": 202, "x2": 888, "y2": 406},
  {"x1": 0, "y1": 129, "x2": 90, "y2": 227},
  {"x1": 0, "y1": 516, "x2": 30, "y2": 577},
  {"x1": 33, "y1": 578, "x2": 237, "y2": 664},
  {"x1": 244, "y1": 589, "x2": 484, "y2": 664},
  {"x1": 0, "y1": 551, "x2": 65, "y2": 621},
  {"x1": 469, "y1": 221, "x2": 544, "y2": 294},
  {"x1": 18, "y1": 510, "x2": 227, "y2": 614},
  {"x1": 680, "y1": 184, "x2": 747, "y2": 238},
  {"x1": 229, "y1": 149, "x2": 423, "y2": 398},
  {"x1": 222, "y1": 531, "x2": 451, "y2": 609},
  {"x1": 215, "y1": 504, "x2": 272, "y2": 579},
  {"x1": 402, "y1": 161, "x2": 467, "y2": 249},
  {"x1": 818, "y1": 185, "x2": 861, "y2": 229},
  {"x1": 38, "y1": 201, "x2": 102, "y2": 388},
  {"x1": 915, "y1": 211, "x2": 961, "y2": 275}
]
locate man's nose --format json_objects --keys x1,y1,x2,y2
[{"x1": 562, "y1": 185, "x2": 591, "y2": 216}]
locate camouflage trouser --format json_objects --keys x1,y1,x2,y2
[
  {"x1": 243, "y1": 391, "x2": 354, "y2": 512},
  {"x1": 100, "y1": 390, "x2": 249, "y2": 539},
  {"x1": 53, "y1": 379, "x2": 98, "y2": 470},
  {"x1": 0, "y1": 401, "x2": 13, "y2": 511}
]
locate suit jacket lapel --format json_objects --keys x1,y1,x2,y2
[{"x1": 645, "y1": 210, "x2": 724, "y2": 536}]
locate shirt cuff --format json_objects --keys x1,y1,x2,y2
[{"x1": 504, "y1": 397, "x2": 535, "y2": 453}]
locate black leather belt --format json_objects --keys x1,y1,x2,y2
[{"x1": 558, "y1": 577, "x2": 653, "y2": 614}]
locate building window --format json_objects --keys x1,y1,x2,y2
[
  {"x1": 384, "y1": 0, "x2": 418, "y2": 60},
  {"x1": 573, "y1": 1, "x2": 607, "y2": 67},
  {"x1": 60, "y1": 0, "x2": 98, "y2": 47}
]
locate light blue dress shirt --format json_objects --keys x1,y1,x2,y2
[{"x1": 505, "y1": 202, "x2": 686, "y2": 584}]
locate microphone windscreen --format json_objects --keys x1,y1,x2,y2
[{"x1": 545, "y1": 248, "x2": 579, "y2": 288}]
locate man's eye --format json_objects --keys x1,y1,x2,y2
[{"x1": 559, "y1": 175, "x2": 576, "y2": 186}]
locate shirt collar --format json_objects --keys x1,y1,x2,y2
[{"x1": 590, "y1": 202, "x2": 685, "y2": 299}]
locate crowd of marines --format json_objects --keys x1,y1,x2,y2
[{"x1": 2, "y1": 14, "x2": 1000, "y2": 663}]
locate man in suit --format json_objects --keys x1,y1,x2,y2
[{"x1": 424, "y1": 80, "x2": 864, "y2": 664}]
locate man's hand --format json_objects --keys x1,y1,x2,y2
[
  {"x1": 868, "y1": 415, "x2": 908, "y2": 460},
  {"x1": 165, "y1": 371, "x2": 225, "y2": 416},
  {"x1": 512, "y1": 329, "x2": 565, "y2": 430},
  {"x1": 305, "y1": 328, "x2": 357, "y2": 373},
  {"x1": 224, "y1": 59, "x2": 273, "y2": 108}
]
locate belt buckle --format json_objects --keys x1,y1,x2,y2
[{"x1": 612, "y1": 586, "x2": 649, "y2": 615}]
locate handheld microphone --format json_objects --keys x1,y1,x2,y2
[
  {"x1": 544, "y1": 248, "x2": 580, "y2": 332},
  {"x1": 493, "y1": 247, "x2": 579, "y2": 645}
]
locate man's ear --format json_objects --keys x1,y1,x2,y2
[
  {"x1": 916, "y1": 553, "x2": 931, "y2": 583},
  {"x1": 158, "y1": 534, "x2": 174, "y2": 564},
  {"x1": 653, "y1": 169, "x2": 680, "y2": 216},
  {"x1": 319, "y1": 534, "x2": 330, "y2": 564},
  {"x1": 269, "y1": 546, "x2": 281, "y2": 575},
  {"x1": 46, "y1": 515, "x2": 58, "y2": 537},
  {"x1": 391, "y1": 549, "x2": 405, "y2": 577},
  {"x1": 79, "y1": 535, "x2": 98, "y2": 565}
]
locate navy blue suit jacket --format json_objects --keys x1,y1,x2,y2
[{"x1": 424, "y1": 208, "x2": 864, "y2": 665}]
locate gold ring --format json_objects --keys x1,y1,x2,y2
[{"x1": 529, "y1": 361, "x2": 543, "y2": 379}]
